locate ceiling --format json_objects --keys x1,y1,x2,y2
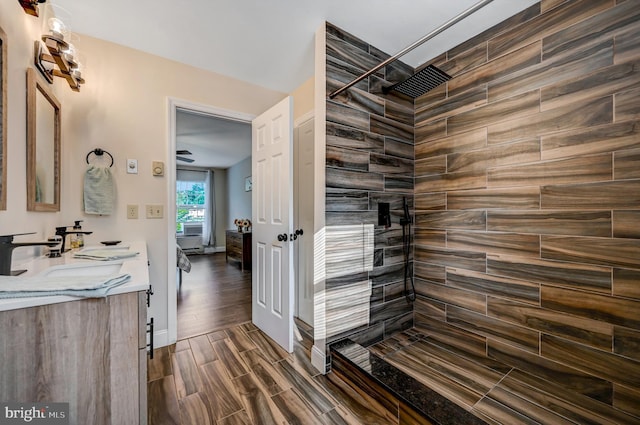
[
  {"x1": 53, "y1": 0, "x2": 539, "y2": 169},
  {"x1": 175, "y1": 109, "x2": 251, "y2": 169}
]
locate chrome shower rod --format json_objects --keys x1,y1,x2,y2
[{"x1": 328, "y1": 0, "x2": 494, "y2": 99}]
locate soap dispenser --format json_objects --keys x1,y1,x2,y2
[{"x1": 73, "y1": 220, "x2": 84, "y2": 248}]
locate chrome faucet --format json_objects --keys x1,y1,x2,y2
[
  {"x1": 0, "y1": 233, "x2": 60, "y2": 276},
  {"x1": 55, "y1": 226, "x2": 93, "y2": 253}
]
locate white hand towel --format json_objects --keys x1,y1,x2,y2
[{"x1": 84, "y1": 164, "x2": 114, "y2": 215}]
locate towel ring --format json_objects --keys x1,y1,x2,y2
[{"x1": 86, "y1": 148, "x2": 114, "y2": 167}]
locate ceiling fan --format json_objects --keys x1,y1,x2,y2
[{"x1": 176, "y1": 149, "x2": 194, "y2": 163}]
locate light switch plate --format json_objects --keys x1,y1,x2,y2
[
  {"x1": 146, "y1": 204, "x2": 164, "y2": 219},
  {"x1": 127, "y1": 159, "x2": 138, "y2": 174},
  {"x1": 152, "y1": 161, "x2": 164, "y2": 176}
]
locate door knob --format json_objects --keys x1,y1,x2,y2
[{"x1": 277, "y1": 233, "x2": 288, "y2": 242}]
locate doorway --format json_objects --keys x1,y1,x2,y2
[
  {"x1": 167, "y1": 99, "x2": 256, "y2": 343},
  {"x1": 166, "y1": 98, "x2": 315, "y2": 348}
]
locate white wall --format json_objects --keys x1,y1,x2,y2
[
  {"x1": 226, "y1": 156, "x2": 252, "y2": 230},
  {"x1": 0, "y1": 2, "x2": 286, "y2": 342},
  {"x1": 291, "y1": 77, "x2": 314, "y2": 122}
]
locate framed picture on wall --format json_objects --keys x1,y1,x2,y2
[{"x1": 245, "y1": 176, "x2": 252, "y2": 192}]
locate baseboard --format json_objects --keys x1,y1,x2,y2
[
  {"x1": 152, "y1": 329, "x2": 169, "y2": 349},
  {"x1": 311, "y1": 344, "x2": 327, "y2": 374},
  {"x1": 204, "y1": 245, "x2": 225, "y2": 254},
  {"x1": 182, "y1": 248, "x2": 204, "y2": 255}
]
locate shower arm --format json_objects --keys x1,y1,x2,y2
[{"x1": 328, "y1": 0, "x2": 494, "y2": 99}]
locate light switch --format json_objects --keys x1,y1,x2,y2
[
  {"x1": 127, "y1": 159, "x2": 138, "y2": 174},
  {"x1": 146, "y1": 204, "x2": 164, "y2": 219},
  {"x1": 152, "y1": 161, "x2": 164, "y2": 176}
]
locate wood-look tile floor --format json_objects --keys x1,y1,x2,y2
[
  {"x1": 367, "y1": 327, "x2": 640, "y2": 425},
  {"x1": 148, "y1": 323, "x2": 399, "y2": 425},
  {"x1": 177, "y1": 253, "x2": 251, "y2": 340}
]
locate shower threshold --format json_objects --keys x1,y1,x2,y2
[{"x1": 330, "y1": 335, "x2": 487, "y2": 425}]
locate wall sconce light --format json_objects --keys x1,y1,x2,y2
[
  {"x1": 18, "y1": 0, "x2": 47, "y2": 17},
  {"x1": 33, "y1": 13, "x2": 86, "y2": 92},
  {"x1": 34, "y1": 39, "x2": 86, "y2": 92}
]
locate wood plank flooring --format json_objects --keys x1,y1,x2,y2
[
  {"x1": 148, "y1": 323, "x2": 401, "y2": 425},
  {"x1": 177, "y1": 254, "x2": 251, "y2": 340}
]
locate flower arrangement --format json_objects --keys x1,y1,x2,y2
[{"x1": 234, "y1": 218, "x2": 252, "y2": 232}]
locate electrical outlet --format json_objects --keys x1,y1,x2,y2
[
  {"x1": 127, "y1": 204, "x2": 138, "y2": 219},
  {"x1": 146, "y1": 204, "x2": 163, "y2": 219}
]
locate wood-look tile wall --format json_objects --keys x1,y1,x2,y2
[
  {"x1": 413, "y1": 0, "x2": 640, "y2": 419},
  {"x1": 324, "y1": 23, "x2": 415, "y2": 346}
]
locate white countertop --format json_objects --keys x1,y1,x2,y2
[{"x1": 0, "y1": 241, "x2": 150, "y2": 312}]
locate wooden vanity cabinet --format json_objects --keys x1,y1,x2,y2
[{"x1": 0, "y1": 291, "x2": 148, "y2": 425}]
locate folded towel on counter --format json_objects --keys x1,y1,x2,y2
[
  {"x1": 84, "y1": 164, "x2": 114, "y2": 215},
  {"x1": 0, "y1": 273, "x2": 131, "y2": 299},
  {"x1": 73, "y1": 249, "x2": 139, "y2": 261}
]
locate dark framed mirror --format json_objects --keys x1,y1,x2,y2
[
  {"x1": 0, "y1": 25, "x2": 7, "y2": 210},
  {"x1": 26, "y1": 67, "x2": 61, "y2": 212}
]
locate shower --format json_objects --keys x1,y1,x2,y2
[
  {"x1": 400, "y1": 197, "x2": 416, "y2": 302},
  {"x1": 382, "y1": 64, "x2": 451, "y2": 99},
  {"x1": 328, "y1": 0, "x2": 493, "y2": 99}
]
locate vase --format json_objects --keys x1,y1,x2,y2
[{"x1": 237, "y1": 226, "x2": 243, "y2": 233}]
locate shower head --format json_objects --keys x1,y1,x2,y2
[{"x1": 383, "y1": 64, "x2": 451, "y2": 99}]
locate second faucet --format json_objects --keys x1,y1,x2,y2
[{"x1": 55, "y1": 223, "x2": 93, "y2": 253}]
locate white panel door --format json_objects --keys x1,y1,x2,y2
[{"x1": 252, "y1": 96, "x2": 294, "y2": 353}]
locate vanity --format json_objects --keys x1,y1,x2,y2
[{"x1": 0, "y1": 241, "x2": 150, "y2": 425}]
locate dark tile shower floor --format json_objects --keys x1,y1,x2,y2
[{"x1": 332, "y1": 326, "x2": 639, "y2": 424}]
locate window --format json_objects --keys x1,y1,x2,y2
[
  {"x1": 176, "y1": 180, "x2": 205, "y2": 234},
  {"x1": 176, "y1": 168, "x2": 214, "y2": 247}
]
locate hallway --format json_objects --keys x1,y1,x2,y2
[{"x1": 177, "y1": 253, "x2": 251, "y2": 340}]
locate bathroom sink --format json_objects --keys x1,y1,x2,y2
[{"x1": 38, "y1": 261, "x2": 124, "y2": 277}]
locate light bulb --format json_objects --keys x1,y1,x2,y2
[
  {"x1": 63, "y1": 43, "x2": 75, "y2": 62},
  {"x1": 72, "y1": 67, "x2": 81, "y2": 81},
  {"x1": 47, "y1": 17, "x2": 67, "y2": 41},
  {"x1": 73, "y1": 52, "x2": 86, "y2": 82},
  {"x1": 43, "y1": 4, "x2": 71, "y2": 41}
]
